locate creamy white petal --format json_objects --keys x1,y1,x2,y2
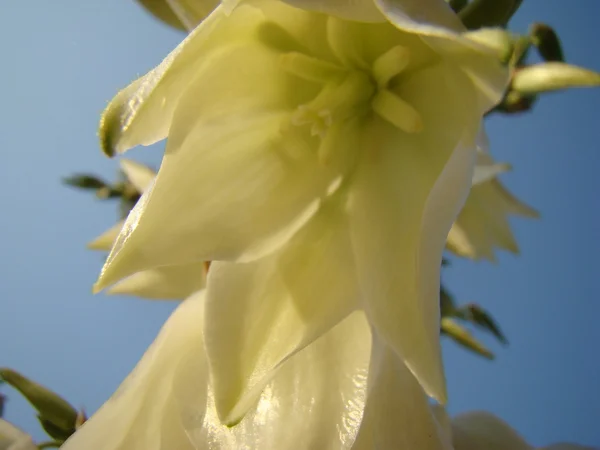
[
  {"x1": 61, "y1": 291, "x2": 208, "y2": 450},
  {"x1": 204, "y1": 202, "x2": 359, "y2": 424},
  {"x1": 353, "y1": 334, "x2": 451, "y2": 450},
  {"x1": 95, "y1": 44, "x2": 339, "y2": 291},
  {"x1": 0, "y1": 420, "x2": 36, "y2": 450},
  {"x1": 270, "y1": 0, "x2": 384, "y2": 23},
  {"x1": 87, "y1": 221, "x2": 124, "y2": 251},
  {"x1": 63, "y1": 294, "x2": 372, "y2": 450},
  {"x1": 196, "y1": 312, "x2": 371, "y2": 449},
  {"x1": 119, "y1": 159, "x2": 155, "y2": 193},
  {"x1": 108, "y1": 263, "x2": 207, "y2": 300},
  {"x1": 101, "y1": 3, "x2": 295, "y2": 155},
  {"x1": 348, "y1": 62, "x2": 479, "y2": 403},
  {"x1": 370, "y1": 0, "x2": 508, "y2": 113}
]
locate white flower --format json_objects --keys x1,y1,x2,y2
[
  {"x1": 88, "y1": 159, "x2": 207, "y2": 299},
  {"x1": 447, "y1": 142, "x2": 539, "y2": 261},
  {"x1": 93, "y1": 0, "x2": 508, "y2": 423},
  {"x1": 61, "y1": 290, "x2": 451, "y2": 450},
  {"x1": 0, "y1": 419, "x2": 36, "y2": 450},
  {"x1": 449, "y1": 411, "x2": 596, "y2": 450}
]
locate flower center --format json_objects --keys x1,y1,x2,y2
[{"x1": 280, "y1": 36, "x2": 424, "y2": 161}]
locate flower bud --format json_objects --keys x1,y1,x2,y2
[
  {"x1": 530, "y1": 23, "x2": 564, "y2": 62},
  {"x1": 459, "y1": 0, "x2": 523, "y2": 30},
  {"x1": 512, "y1": 62, "x2": 600, "y2": 95},
  {"x1": 0, "y1": 368, "x2": 77, "y2": 434}
]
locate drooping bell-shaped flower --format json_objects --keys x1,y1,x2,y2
[
  {"x1": 449, "y1": 411, "x2": 596, "y2": 450},
  {"x1": 94, "y1": 0, "x2": 508, "y2": 423},
  {"x1": 88, "y1": 159, "x2": 207, "y2": 299},
  {"x1": 0, "y1": 419, "x2": 36, "y2": 450},
  {"x1": 447, "y1": 142, "x2": 539, "y2": 261},
  {"x1": 61, "y1": 290, "x2": 451, "y2": 450}
]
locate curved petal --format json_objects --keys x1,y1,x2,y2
[
  {"x1": 271, "y1": 0, "x2": 384, "y2": 23},
  {"x1": 0, "y1": 419, "x2": 36, "y2": 450},
  {"x1": 100, "y1": 3, "x2": 287, "y2": 155},
  {"x1": 353, "y1": 334, "x2": 451, "y2": 450},
  {"x1": 63, "y1": 295, "x2": 372, "y2": 450},
  {"x1": 451, "y1": 411, "x2": 532, "y2": 450},
  {"x1": 195, "y1": 312, "x2": 371, "y2": 449},
  {"x1": 61, "y1": 291, "x2": 209, "y2": 450},
  {"x1": 373, "y1": 0, "x2": 509, "y2": 113},
  {"x1": 119, "y1": 159, "x2": 155, "y2": 193},
  {"x1": 108, "y1": 263, "x2": 207, "y2": 300},
  {"x1": 95, "y1": 45, "x2": 339, "y2": 291},
  {"x1": 88, "y1": 221, "x2": 124, "y2": 251},
  {"x1": 348, "y1": 63, "x2": 479, "y2": 403},
  {"x1": 204, "y1": 202, "x2": 359, "y2": 424}
]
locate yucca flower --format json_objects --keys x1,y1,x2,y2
[
  {"x1": 62, "y1": 290, "x2": 451, "y2": 450},
  {"x1": 0, "y1": 419, "x2": 36, "y2": 450},
  {"x1": 93, "y1": 0, "x2": 508, "y2": 425},
  {"x1": 448, "y1": 144, "x2": 539, "y2": 261},
  {"x1": 88, "y1": 159, "x2": 206, "y2": 299}
]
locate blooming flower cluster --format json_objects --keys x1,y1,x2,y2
[{"x1": 55, "y1": 0, "x2": 592, "y2": 449}]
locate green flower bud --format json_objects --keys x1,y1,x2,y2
[
  {"x1": 459, "y1": 0, "x2": 523, "y2": 30},
  {"x1": 530, "y1": 23, "x2": 564, "y2": 62},
  {"x1": 0, "y1": 369, "x2": 77, "y2": 433},
  {"x1": 441, "y1": 318, "x2": 494, "y2": 359}
]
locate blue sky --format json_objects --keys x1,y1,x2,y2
[{"x1": 1, "y1": 0, "x2": 599, "y2": 446}]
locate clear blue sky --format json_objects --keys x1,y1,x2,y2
[{"x1": 1, "y1": 0, "x2": 598, "y2": 446}]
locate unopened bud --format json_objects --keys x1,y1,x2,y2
[
  {"x1": 512, "y1": 62, "x2": 600, "y2": 95},
  {"x1": 459, "y1": 0, "x2": 523, "y2": 30},
  {"x1": 63, "y1": 174, "x2": 107, "y2": 190},
  {"x1": 530, "y1": 23, "x2": 564, "y2": 62},
  {"x1": 441, "y1": 318, "x2": 494, "y2": 359},
  {"x1": 0, "y1": 369, "x2": 77, "y2": 433}
]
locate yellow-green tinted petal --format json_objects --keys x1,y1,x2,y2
[
  {"x1": 63, "y1": 294, "x2": 372, "y2": 449},
  {"x1": 87, "y1": 221, "x2": 125, "y2": 251},
  {"x1": 204, "y1": 202, "x2": 358, "y2": 424},
  {"x1": 271, "y1": 0, "x2": 384, "y2": 22},
  {"x1": 119, "y1": 159, "x2": 155, "y2": 193},
  {"x1": 348, "y1": 62, "x2": 479, "y2": 403},
  {"x1": 451, "y1": 411, "x2": 532, "y2": 450},
  {"x1": 353, "y1": 336, "x2": 451, "y2": 450},
  {"x1": 201, "y1": 312, "x2": 371, "y2": 449},
  {"x1": 95, "y1": 112, "x2": 337, "y2": 291},
  {"x1": 100, "y1": 4, "x2": 282, "y2": 156},
  {"x1": 95, "y1": 42, "x2": 342, "y2": 291},
  {"x1": 371, "y1": 0, "x2": 508, "y2": 113},
  {"x1": 108, "y1": 263, "x2": 206, "y2": 300}
]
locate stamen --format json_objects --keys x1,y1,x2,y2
[
  {"x1": 280, "y1": 52, "x2": 346, "y2": 84},
  {"x1": 372, "y1": 45, "x2": 410, "y2": 88},
  {"x1": 371, "y1": 90, "x2": 423, "y2": 133},
  {"x1": 326, "y1": 18, "x2": 368, "y2": 70},
  {"x1": 291, "y1": 73, "x2": 373, "y2": 137}
]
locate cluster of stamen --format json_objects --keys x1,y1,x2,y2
[{"x1": 280, "y1": 37, "x2": 424, "y2": 156}]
